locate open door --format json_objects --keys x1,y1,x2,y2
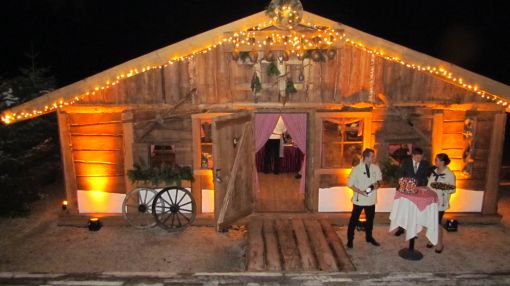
[{"x1": 212, "y1": 111, "x2": 254, "y2": 230}]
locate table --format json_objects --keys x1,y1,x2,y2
[
  {"x1": 389, "y1": 187, "x2": 438, "y2": 260},
  {"x1": 256, "y1": 144, "x2": 304, "y2": 173}
]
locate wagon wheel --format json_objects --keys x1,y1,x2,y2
[
  {"x1": 122, "y1": 188, "x2": 158, "y2": 229},
  {"x1": 152, "y1": 186, "x2": 196, "y2": 231}
]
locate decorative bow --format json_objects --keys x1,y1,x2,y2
[{"x1": 431, "y1": 169, "x2": 445, "y2": 182}]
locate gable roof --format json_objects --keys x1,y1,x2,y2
[{"x1": 2, "y1": 11, "x2": 509, "y2": 124}]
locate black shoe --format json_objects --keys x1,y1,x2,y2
[
  {"x1": 394, "y1": 228, "x2": 405, "y2": 237},
  {"x1": 435, "y1": 246, "x2": 444, "y2": 253},
  {"x1": 366, "y1": 238, "x2": 380, "y2": 246},
  {"x1": 295, "y1": 174, "x2": 302, "y2": 179},
  {"x1": 426, "y1": 243, "x2": 434, "y2": 248},
  {"x1": 347, "y1": 241, "x2": 353, "y2": 248}
]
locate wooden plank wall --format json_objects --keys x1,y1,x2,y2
[
  {"x1": 131, "y1": 111, "x2": 193, "y2": 169},
  {"x1": 67, "y1": 112, "x2": 126, "y2": 193},
  {"x1": 445, "y1": 110, "x2": 493, "y2": 190},
  {"x1": 76, "y1": 44, "x2": 482, "y2": 106}
]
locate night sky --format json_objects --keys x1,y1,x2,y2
[
  {"x1": 1, "y1": 0, "x2": 508, "y2": 88},
  {"x1": 2, "y1": 0, "x2": 510, "y2": 162}
]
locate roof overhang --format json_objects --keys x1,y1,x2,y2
[{"x1": 2, "y1": 11, "x2": 509, "y2": 124}]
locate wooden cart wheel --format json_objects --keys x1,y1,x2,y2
[
  {"x1": 152, "y1": 186, "x2": 196, "y2": 231},
  {"x1": 122, "y1": 188, "x2": 158, "y2": 229}
]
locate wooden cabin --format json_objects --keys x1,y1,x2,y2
[{"x1": 2, "y1": 9, "x2": 509, "y2": 228}]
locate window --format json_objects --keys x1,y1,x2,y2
[
  {"x1": 199, "y1": 120, "x2": 213, "y2": 169},
  {"x1": 321, "y1": 117, "x2": 364, "y2": 168},
  {"x1": 150, "y1": 145, "x2": 175, "y2": 168}
]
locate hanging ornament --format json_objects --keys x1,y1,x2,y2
[
  {"x1": 278, "y1": 50, "x2": 290, "y2": 62},
  {"x1": 239, "y1": 51, "x2": 250, "y2": 63},
  {"x1": 231, "y1": 50, "x2": 240, "y2": 61},
  {"x1": 267, "y1": 60, "x2": 281, "y2": 77},
  {"x1": 264, "y1": 50, "x2": 275, "y2": 61},
  {"x1": 265, "y1": 0, "x2": 304, "y2": 30},
  {"x1": 298, "y1": 70, "x2": 305, "y2": 82},
  {"x1": 249, "y1": 50, "x2": 259, "y2": 63},
  {"x1": 251, "y1": 72, "x2": 262, "y2": 94},
  {"x1": 326, "y1": 48, "x2": 337, "y2": 60},
  {"x1": 285, "y1": 78, "x2": 298, "y2": 96},
  {"x1": 311, "y1": 49, "x2": 325, "y2": 62},
  {"x1": 297, "y1": 51, "x2": 306, "y2": 61}
]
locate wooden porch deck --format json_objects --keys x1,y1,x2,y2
[{"x1": 246, "y1": 215, "x2": 355, "y2": 272}]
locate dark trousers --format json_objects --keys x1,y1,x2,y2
[
  {"x1": 347, "y1": 204, "x2": 375, "y2": 242},
  {"x1": 263, "y1": 139, "x2": 281, "y2": 174},
  {"x1": 438, "y1": 211, "x2": 445, "y2": 224}
]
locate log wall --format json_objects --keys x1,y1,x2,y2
[
  {"x1": 66, "y1": 112, "x2": 126, "y2": 193},
  {"x1": 77, "y1": 45, "x2": 482, "y2": 107}
]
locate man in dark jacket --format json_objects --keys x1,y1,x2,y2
[{"x1": 394, "y1": 147, "x2": 431, "y2": 236}]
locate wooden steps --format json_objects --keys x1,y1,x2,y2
[{"x1": 247, "y1": 217, "x2": 355, "y2": 272}]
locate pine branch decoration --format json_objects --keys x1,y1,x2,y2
[
  {"x1": 251, "y1": 72, "x2": 262, "y2": 94},
  {"x1": 267, "y1": 61, "x2": 280, "y2": 77}
]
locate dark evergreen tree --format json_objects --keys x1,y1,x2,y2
[{"x1": 0, "y1": 52, "x2": 60, "y2": 216}]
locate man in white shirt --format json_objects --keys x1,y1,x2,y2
[
  {"x1": 263, "y1": 116, "x2": 287, "y2": 174},
  {"x1": 346, "y1": 148, "x2": 382, "y2": 248}
]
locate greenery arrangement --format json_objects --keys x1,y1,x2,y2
[
  {"x1": 380, "y1": 158, "x2": 399, "y2": 187},
  {"x1": 251, "y1": 72, "x2": 262, "y2": 94},
  {"x1": 266, "y1": 60, "x2": 281, "y2": 77},
  {"x1": 127, "y1": 163, "x2": 194, "y2": 187},
  {"x1": 239, "y1": 51, "x2": 251, "y2": 63},
  {"x1": 285, "y1": 79, "x2": 297, "y2": 96}
]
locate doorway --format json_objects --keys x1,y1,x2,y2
[{"x1": 254, "y1": 113, "x2": 307, "y2": 212}]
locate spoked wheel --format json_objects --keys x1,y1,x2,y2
[
  {"x1": 122, "y1": 188, "x2": 158, "y2": 229},
  {"x1": 152, "y1": 186, "x2": 196, "y2": 232}
]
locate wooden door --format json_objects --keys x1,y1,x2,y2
[{"x1": 212, "y1": 111, "x2": 254, "y2": 230}]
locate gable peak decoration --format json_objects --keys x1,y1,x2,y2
[{"x1": 266, "y1": 0, "x2": 304, "y2": 30}]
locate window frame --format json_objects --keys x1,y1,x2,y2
[{"x1": 315, "y1": 112, "x2": 372, "y2": 174}]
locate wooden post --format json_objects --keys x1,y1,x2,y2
[
  {"x1": 57, "y1": 111, "x2": 78, "y2": 213},
  {"x1": 122, "y1": 110, "x2": 134, "y2": 194},
  {"x1": 310, "y1": 110, "x2": 320, "y2": 212},
  {"x1": 482, "y1": 112, "x2": 507, "y2": 215},
  {"x1": 431, "y1": 110, "x2": 444, "y2": 159},
  {"x1": 191, "y1": 117, "x2": 203, "y2": 214}
]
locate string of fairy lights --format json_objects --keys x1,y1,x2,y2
[{"x1": 1, "y1": 16, "x2": 507, "y2": 125}]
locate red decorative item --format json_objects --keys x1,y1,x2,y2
[{"x1": 398, "y1": 177, "x2": 418, "y2": 194}]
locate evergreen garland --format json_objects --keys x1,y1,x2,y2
[
  {"x1": 239, "y1": 51, "x2": 250, "y2": 63},
  {"x1": 285, "y1": 79, "x2": 297, "y2": 96},
  {"x1": 251, "y1": 72, "x2": 262, "y2": 94},
  {"x1": 267, "y1": 61, "x2": 280, "y2": 77},
  {"x1": 127, "y1": 163, "x2": 194, "y2": 187}
]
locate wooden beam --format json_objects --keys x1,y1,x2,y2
[
  {"x1": 319, "y1": 219, "x2": 356, "y2": 272},
  {"x1": 431, "y1": 110, "x2": 444, "y2": 159},
  {"x1": 62, "y1": 105, "x2": 127, "y2": 113},
  {"x1": 482, "y1": 112, "x2": 507, "y2": 214},
  {"x1": 246, "y1": 218, "x2": 265, "y2": 271},
  {"x1": 303, "y1": 219, "x2": 338, "y2": 271},
  {"x1": 57, "y1": 111, "x2": 78, "y2": 213},
  {"x1": 291, "y1": 218, "x2": 318, "y2": 271},
  {"x1": 122, "y1": 111, "x2": 134, "y2": 195},
  {"x1": 274, "y1": 219, "x2": 301, "y2": 271},
  {"x1": 391, "y1": 102, "x2": 504, "y2": 111},
  {"x1": 263, "y1": 219, "x2": 282, "y2": 271}
]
